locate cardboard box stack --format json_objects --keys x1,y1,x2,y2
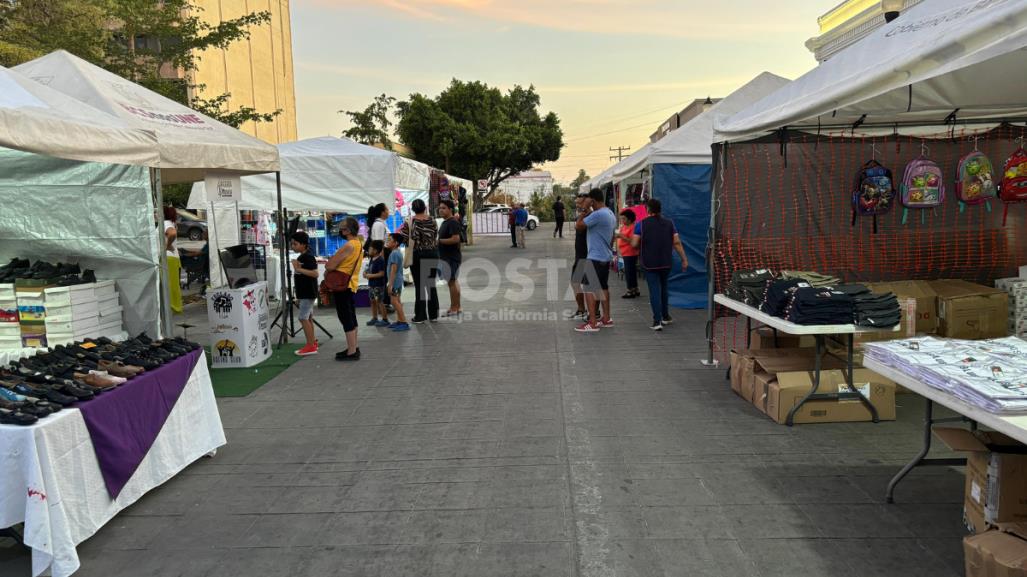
[
  {"x1": 995, "y1": 277, "x2": 1027, "y2": 338},
  {"x1": 934, "y1": 428, "x2": 1027, "y2": 535},
  {"x1": 729, "y1": 348, "x2": 897, "y2": 425},
  {"x1": 0, "y1": 283, "x2": 18, "y2": 349},
  {"x1": 44, "y1": 283, "x2": 99, "y2": 346},
  {"x1": 964, "y1": 523, "x2": 1027, "y2": 576},
  {"x1": 15, "y1": 279, "x2": 50, "y2": 348}
]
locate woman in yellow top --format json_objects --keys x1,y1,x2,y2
[{"x1": 325, "y1": 217, "x2": 363, "y2": 361}]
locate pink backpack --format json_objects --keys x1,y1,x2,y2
[{"x1": 900, "y1": 157, "x2": 945, "y2": 224}]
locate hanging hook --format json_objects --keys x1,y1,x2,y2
[
  {"x1": 870, "y1": 140, "x2": 880, "y2": 160},
  {"x1": 920, "y1": 140, "x2": 929, "y2": 157},
  {"x1": 970, "y1": 134, "x2": 979, "y2": 152}
]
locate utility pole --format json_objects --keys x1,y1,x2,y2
[{"x1": 610, "y1": 145, "x2": 631, "y2": 162}]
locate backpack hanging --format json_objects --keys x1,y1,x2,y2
[
  {"x1": 1000, "y1": 147, "x2": 1027, "y2": 225},
  {"x1": 899, "y1": 156, "x2": 945, "y2": 225},
  {"x1": 851, "y1": 159, "x2": 895, "y2": 233},
  {"x1": 956, "y1": 150, "x2": 997, "y2": 213}
]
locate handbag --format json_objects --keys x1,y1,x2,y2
[
  {"x1": 402, "y1": 217, "x2": 416, "y2": 269},
  {"x1": 322, "y1": 242, "x2": 362, "y2": 293}
]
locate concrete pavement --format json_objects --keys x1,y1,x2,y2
[{"x1": 1, "y1": 234, "x2": 968, "y2": 576}]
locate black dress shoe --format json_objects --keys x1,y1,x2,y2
[
  {"x1": 0, "y1": 408, "x2": 38, "y2": 426},
  {"x1": 335, "y1": 348, "x2": 361, "y2": 361}
]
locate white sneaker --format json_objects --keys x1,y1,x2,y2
[{"x1": 650, "y1": 323, "x2": 663, "y2": 331}]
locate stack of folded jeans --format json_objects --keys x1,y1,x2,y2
[
  {"x1": 784, "y1": 287, "x2": 855, "y2": 325},
  {"x1": 781, "y1": 270, "x2": 841, "y2": 288},
  {"x1": 853, "y1": 291, "x2": 901, "y2": 329},
  {"x1": 725, "y1": 269, "x2": 775, "y2": 307},
  {"x1": 760, "y1": 279, "x2": 810, "y2": 317}
]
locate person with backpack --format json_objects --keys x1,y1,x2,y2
[{"x1": 631, "y1": 198, "x2": 687, "y2": 331}]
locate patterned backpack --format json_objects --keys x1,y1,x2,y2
[
  {"x1": 955, "y1": 150, "x2": 997, "y2": 212},
  {"x1": 900, "y1": 157, "x2": 945, "y2": 224},
  {"x1": 1000, "y1": 148, "x2": 1027, "y2": 225},
  {"x1": 851, "y1": 159, "x2": 895, "y2": 232}
]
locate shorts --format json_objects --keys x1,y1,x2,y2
[
  {"x1": 390, "y1": 284, "x2": 403, "y2": 297},
  {"x1": 439, "y1": 258, "x2": 461, "y2": 282},
  {"x1": 580, "y1": 260, "x2": 611, "y2": 292},
  {"x1": 369, "y1": 286, "x2": 385, "y2": 301},
  {"x1": 297, "y1": 298, "x2": 315, "y2": 321}
]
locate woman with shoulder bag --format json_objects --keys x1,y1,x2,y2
[
  {"x1": 325, "y1": 217, "x2": 364, "y2": 361},
  {"x1": 404, "y1": 199, "x2": 440, "y2": 323}
]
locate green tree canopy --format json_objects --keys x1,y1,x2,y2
[
  {"x1": 341, "y1": 94, "x2": 396, "y2": 149},
  {"x1": 395, "y1": 80, "x2": 563, "y2": 204},
  {"x1": 570, "y1": 169, "x2": 590, "y2": 189}
]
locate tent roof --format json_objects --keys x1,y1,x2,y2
[
  {"x1": 188, "y1": 136, "x2": 395, "y2": 212},
  {"x1": 0, "y1": 65, "x2": 158, "y2": 166},
  {"x1": 611, "y1": 143, "x2": 654, "y2": 182},
  {"x1": 14, "y1": 50, "x2": 279, "y2": 183},
  {"x1": 715, "y1": 0, "x2": 1027, "y2": 142},
  {"x1": 650, "y1": 72, "x2": 791, "y2": 165}
]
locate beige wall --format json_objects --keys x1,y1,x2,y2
[{"x1": 189, "y1": 0, "x2": 298, "y2": 144}]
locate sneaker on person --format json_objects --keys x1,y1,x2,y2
[
  {"x1": 365, "y1": 319, "x2": 380, "y2": 327},
  {"x1": 390, "y1": 322, "x2": 411, "y2": 332},
  {"x1": 650, "y1": 322, "x2": 663, "y2": 331},
  {"x1": 661, "y1": 316, "x2": 674, "y2": 325},
  {"x1": 599, "y1": 319, "x2": 615, "y2": 328},
  {"x1": 570, "y1": 310, "x2": 586, "y2": 320},
  {"x1": 374, "y1": 319, "x2": 391, "y2": 327},
  {"x1": 574, "y1": 323, "x2": 600, "y2": 333},
  {"x1": 296, "y1": 344, "x2": 319, "y2": 356}
]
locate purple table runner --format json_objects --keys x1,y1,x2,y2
[{"x1": 77, "y1": 349, "x2": 202, "y2": 499}]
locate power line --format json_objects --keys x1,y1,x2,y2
[
  {"x1": 572, "y1": 99, "x2": 688, "y2": 133},
  {"x1": 565, "y1": 119, "x2": 659, "y2": 143}
]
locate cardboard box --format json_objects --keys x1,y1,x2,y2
[
  {"x1": 934, "y1": 428, "x2": 1027, "y2": 534},
  {"x1": 750, "y1": 327, "x2": 801, "y2": 350},
  {"x1": 765, "y1": 369, "x2": 897, "y2": 425},
  {"x1": 863, "y1": 280, "x2": 938, "y2": 337},
  {"x1": 964, "y1": 524, "x2": 1027, "y2": 576},
  {"x1": 752, "y1": 370, "x2": 776, "y2": 415},
  {"x1": 729, "y1": 348, "x2": 843, "y2": 403},
  {"x1": 930, "y1": 280, "x2": 1009, "y2": 340}
]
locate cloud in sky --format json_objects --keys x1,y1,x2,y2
[{"x1": 290, "y1": 0, "x2": 828, "y2": 182}]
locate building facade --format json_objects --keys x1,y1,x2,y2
[
  {"x1": 497, "y1": 171, "x2": 555, "y2": 204},
  {"x1": 806, "y1": 0, "x2": 923, "y2": 62},
  {"x1": 649, "y1": 98, "x2": 719, "y2": 143},
  {"x1": 188, "y1": 0, "x2": 298, "y2": 144}
]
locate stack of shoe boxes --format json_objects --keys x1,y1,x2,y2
[
  {"x1": 95, "y1": 280, "x2": 124, "y2": 339},
  {"x1": 0, "y1": 283, "x2": 19, "y2": 349},
  {"x1": 16, "y1": 279, "x2": 50, "y2": 348},
  {"x1": 995, "y1": 277, "x2": 1027, "y2": 338},
  {"x1": 44, "y1": 283, "x2": 99, "y2": 347}
]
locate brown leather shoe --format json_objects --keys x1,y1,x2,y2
[
  {"x1": 98, "y1": 359, "x2": 143, "y2": 378},
  {"x1": 73, "y1": 372, "x2": 118, "y2": 389}
]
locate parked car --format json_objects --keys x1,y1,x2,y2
[
  {"x1": 175, "y1": 209, "x2": 208, "y2": 241},
  {"x1": 484, "y1": 206, "x2": 539, "y2": 230}
]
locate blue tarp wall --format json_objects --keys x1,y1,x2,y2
[{"x1": 652, "y1": 163, "x2": 710, "y2": 309}]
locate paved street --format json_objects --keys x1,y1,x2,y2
[{"x1": 3, "y1": 234, "x2": 968, "y2": 577}]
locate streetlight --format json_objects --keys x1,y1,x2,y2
[{"x1": 882, "y1": 0, "x2": 902, "y2": 23}]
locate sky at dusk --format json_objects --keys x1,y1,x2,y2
[{"x1": 290, "y1": 0, "x2": 834, "y2": 184}]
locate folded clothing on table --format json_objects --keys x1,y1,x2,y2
[
  {"x1": 760, "y1": 278, "x2": 810, "y2": 317},
  {"x1": 853, "y1": 290, "x2": 901, "y2": 329},
  {"x1": 781, "y1": 270, "x2": 841, "y2": 288},
  {"x1": 784, "y1": 286, "x2": 855, "y2": 325},
  {"x1": 725, "y1": 269, "x2": 775, "y2": 307}
]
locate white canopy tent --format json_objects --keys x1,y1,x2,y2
[
  {"x1": 0, "y1": 65, "x2": 159, "y2": 166},
  {"x1": 15, "y1": 50, "x2": 282, "y2": 338},
  {"x1": 612, "y1": 143, "x2": 654, "y2": 183},
  {"x1": 714, "y1": 0, "x2": 1027, "y2": 142},
  {"x1": 188, "y1": 136, "x2": 395, "y2": 212},
  {"x1": 14, "y1": 50, "x2": 280, "y2": 184}
]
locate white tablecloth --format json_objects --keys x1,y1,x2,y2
[{"x1": 0, "y1": 357, "x2": 226, "y2": 577}]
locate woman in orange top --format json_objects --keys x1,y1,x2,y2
[
  {"x1": 326, "y1": 217, "x2": 364, "y2": 361},
  {"x1": 614, "y1": 209, "x2": 640, "y2": 298}
]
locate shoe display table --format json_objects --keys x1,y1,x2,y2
[
  {"x1": 0, "y1": 352, "x2": 226, "y2": 577},
  {"x1": 714, "y1": 294, "x2": 898, "y2": 425}
]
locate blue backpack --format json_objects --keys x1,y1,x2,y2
[{"x1": 851, "y1": 159, "x2": 895, "y2": 232}]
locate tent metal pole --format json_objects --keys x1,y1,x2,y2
[
  {"x1": 701, "y1": 145, "x2": 722, "y2": 368},
  {"x1": 153, "y1": 168, "x2": 173, "y2": 339},
  {"x1": 275, "y1": 171, "x2": 291, "y2": 346}
]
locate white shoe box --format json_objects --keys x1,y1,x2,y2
[
  {"x1": 46, "y1": 315, "x2": 100, "y2": 335},
  {"x1": 95, "y1": 280, "x2": 116, "y2": 300},
  {"x1": 46, "y1": 300, "x2": 99, "y2": 321},
  {"x1": 44, "y1": 283, "x2": 96, "y2": 307}
]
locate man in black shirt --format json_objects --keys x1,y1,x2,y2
[
  {"x1": 438, "y1": 200, "x2": 463, "y2": 316},
  {"x1": 553, "y1": 196, "x2": 566, "y2": 238},
  {"x1": 290, "y1": 231, "x2": 320, "y2": 356}
]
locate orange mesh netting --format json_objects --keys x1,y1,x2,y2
[{"x1": 709, "y1": 125, "x2": 1027, "y2": 361}]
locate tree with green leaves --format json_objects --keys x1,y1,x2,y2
[
  {"x1": 395, "y1": 80, "x2": 563, "y2": 206},
  {"x1": 570, "y1": 169, "x2": 591, "y2": 190},
  {"x1": 527, "y1": 187, "x2": 555, "y2": 222},
  {"x1": 341, "y1": 94, "x2": 396, "y2": 149}
]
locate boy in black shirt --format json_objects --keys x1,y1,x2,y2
[
  {"x1": 438, "y1": 200, "x2": 462, "y2": 316},
  {"x1": 290, "y1": 232, "x2": 320, "y2": 356}
]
